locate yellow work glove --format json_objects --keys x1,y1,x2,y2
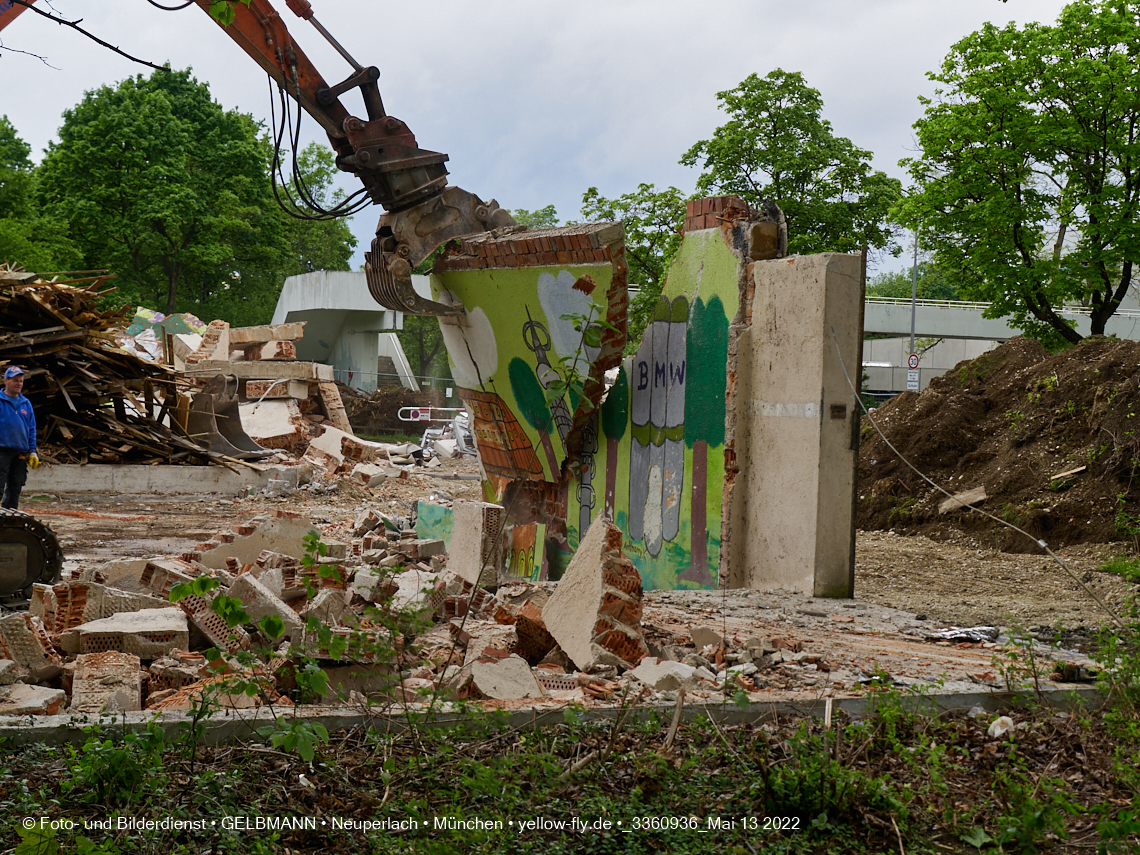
[{"x1": 28, "y1": 453, "x2": 39, "y2": 470}]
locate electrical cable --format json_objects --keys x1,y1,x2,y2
[
  {"x1": 829, "y1": 326, "x2": 1131, "y2": 636},
  {"x1": 145, "y1": 0, "x2": 195, "y2": 10}
]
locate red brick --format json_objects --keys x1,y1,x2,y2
[{"x1": 539, "y1": 251, "x2": 557, "y2": 264}]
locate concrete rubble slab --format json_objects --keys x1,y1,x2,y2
[
  {"x1": 300, "y1": 588, "x2": 351, "y2": 626},
  {"x1": 462, "y1": 624, "x2": 518, "y2": 667},
  {"x1": 76, "y1": 608, "x2": 190, "y2": 658},
  {"x1": 228, "y1": 574, "x2": 303, "y2": 640},
  {"x1": 195, "y1": 512, "x2": 314, "y2": 570},
  {"x1": 227, "y1": 321, "x2": 306, "y2": 346},
  {"x1": 350, "y1": 464, "x2": 390, "y2": 489},
  {"x1": 238, "y1": 400, "x2": 305, "y2": 453},
  {"x1": 629, "y1": 658, "x2": 703, "y2": 692},
  {"x1": 245, "y1": 379, "x2": 311, "y2": 400},
  {"x1": 32, "y1": 581, "x2": 167, "y2": 635},
  {"x1": 70, "y1": 651, "x2": 142, "y2": 713},
  {"x1": 183, "y1": 360, "x2": 334, "y2": 382},
  {"x1": 177, "y1": 594, "x2": 250, "y2": 654},
  {"x1": 543, "y1": 518, "x2": 648, "y2": 672},
  {"x1": 690, "y1": 626, "x2": 725, "y2": 651},
  {"x1": 470, "y1": 654, "x2": 545, "y2": 700},
  {"x1": 0, "y1": 684, "x2": 66, "y2": 716},
  {"x1": 449, "y1": 501, "x2": 505, "y2": 587},
  {"x1": 0, "y1": 659, "x2": 19, "y2": 685}
]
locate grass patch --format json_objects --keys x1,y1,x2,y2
[{"x1": 1099, "y1": 555, "x2": 1140, "y2": 581}]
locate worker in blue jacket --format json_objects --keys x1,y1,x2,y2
[{"x1": 0, "y1": 366, "x2": 39, "y2": 510}]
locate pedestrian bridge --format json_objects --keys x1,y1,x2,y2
[{"x1": 863, "y1": 297, "x2": 1140, "y2": 341}]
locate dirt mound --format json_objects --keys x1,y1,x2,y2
[
  {"x1": 858, "y1": 335, "x2": 1140, "y2": 552},
  {"x1": 340, "y1": 383, "x2": 444, "y2": 437}
]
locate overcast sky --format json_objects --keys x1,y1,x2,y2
[{"x1": 1, "y1": 0, "x2": 1071, "y2": 274}]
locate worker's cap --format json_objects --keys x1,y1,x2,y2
[{"x1": 3, "y1": 367, "x2": 24, "y2": 379}]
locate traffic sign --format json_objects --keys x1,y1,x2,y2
[
  {"x1": 907, "y1": 370, "x2": 919, "y2": 391},
  {"x1": 907, "y1": 353, "x2": 920, "y2": 370}
]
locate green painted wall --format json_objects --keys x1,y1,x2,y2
[{"x1": 433, "y1": 228, "x2": 742, "y2": 590}]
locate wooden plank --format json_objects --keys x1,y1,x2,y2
[{"x1": 938, "y1": 486, "x2": 987, "y2": 515}]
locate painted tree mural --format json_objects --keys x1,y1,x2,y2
[
  {"x1": 600, "y1": 366, "x2": 629, "y2": 520},
  {"x1": 508, "y1": 356, "x2": 559, "y2": 476},
  {"x1": 679, "y1": 295, "x2": 728, "y2": 585}
]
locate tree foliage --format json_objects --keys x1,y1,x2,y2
[
  {"x1": 0, "y1": 116, "x2": 78, "y2": 271},
  {"x1": 866, "y1": 262, "x2": 964, "y2": 301},
  {"x1": 38, "y1": 69, "x2": 284, "y2": 321},
  {"x1": 511, "y1": 205, "x2": 559, "y2": 229},
  {"x1": 398, "y1": 315, "x2": 449, "y2": 382},
  {"x1": 580, "y1": 183, "x2": 687, "y2": 352},
  {"x1": 895, "y1": 0, "x2": 1140, "y2": 345},
  {"x1": 681, "y1": 70, "x2": 901, "y2": 258}
]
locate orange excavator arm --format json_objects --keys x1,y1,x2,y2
[{"x1": 4, "y1": 0, "x2": 512, "y2": 315}]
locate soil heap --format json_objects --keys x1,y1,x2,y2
[{"x1": 858, "y1": 335, "x2": 1140, "y2": 552}]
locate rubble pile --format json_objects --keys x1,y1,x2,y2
[
  {"x1": 0, "y1": 265, "x2": 218, "y2": 466},
  {"x1": 0, "y1": 495, "x2": 1106, "y2": 718},
  {"x1": 0, "y1": 501, "x2": 750, "y2": 717}
]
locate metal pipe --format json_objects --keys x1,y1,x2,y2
[
  {"x1": 910, "y1": 228, "x2": 918, "y2": 358},
  {"x1": 307, "y1": 14, "x2": 362, "y2": 71}
]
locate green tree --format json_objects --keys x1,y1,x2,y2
[
  {"x1": 580, "y1": 184, "x2": 687, "y2": 351},
  {"x1": 277, "y1": 143, "x2": 357, "y2": 276},
  {"x1": 895, "y1": 0, "x2": 1140, "y2": 346},
  {"x1": 0, "y1": 116, "x2": 78, "y2": 271},
  {"x1": 681, "y1": 69, "x2": 901, "y2": 258},
  {"x1": 397, "y1": 315, "x2": 449, "y2": 382},
  {"x1": 866, "y1": 263, "x2": 963, "y2": 301},
  {"x1": 511, "y1": 205, "x2": 559, "y2": 229},
  {"x1": 37, "y1": 68, "x2": 286, "y2": 320}
]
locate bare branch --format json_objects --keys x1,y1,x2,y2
[
  {"x1": 9, "y1": 0, "x2": 168, "y2": 72},
  {"x1": 0, "y1": 38, "x2": 59, "y2": 68}
]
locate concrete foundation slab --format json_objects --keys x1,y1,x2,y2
[{"x1": 26, "y1": 464, "x2": 296, "y2": 497}]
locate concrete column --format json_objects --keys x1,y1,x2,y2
[{"x1": 727, "y1": 254, "x2": 862, "y2": 597}]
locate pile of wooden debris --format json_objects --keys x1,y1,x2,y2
[{"x1": 0, "y1": 264, "x2": 223, "y2": 467}]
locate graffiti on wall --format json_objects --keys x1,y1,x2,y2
[{"x1": 433, "y1": 224, "x2": 737, "y2": 590}]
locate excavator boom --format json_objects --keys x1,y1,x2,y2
[{"x1": 6, "y1": 0, "x2": 513, "y2": 315}]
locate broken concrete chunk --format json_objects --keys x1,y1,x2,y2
[
  {"x1": 449, "y1": 501, "x2": 505, "y2": 587},
  {"x1": 0, "y1": 613, "x2": 63, "y2": 681},
  {"x1": 322, "y1": 538, "x2": 349, "y2": 560},
  {"x1": 228, "y1": 574, "x2": 303, "y2": 640},
  {"x1": 177, "y1": 595, "x2": 249, "y2": 653},
  {"x1": 351, "y1": 464, "x2": 390, "y2": 489},
  {"x1": 76, "y1": 608, "x2": 190, "y2": 659},
  {"x1": 239, "y1": 399, "x2": 305, "y2": 453},
  {"x1": 299, "y1": 587, "x2": 352, "y2": 626},
  {"x1": 71, "y1": 651, "x2": 142, "y2": 714},
  {"x1": 938, "y1": 486, "x2": 987, "y2": 515},
  {"x1": 0, "y1": 659, "x2": 19, "y2": 685},
  {"x1": 542, "y1": 518, "x2": 648, "y2": 672},
  {"x1": 198, "y1": 513, "x2": 314, "y2": 571},
  {"x1": 629, "y1": 658, "x2": 701, "y2": 692},
  {"x1": 352, "y1": 508, "x2": 383, "y2": 536},
  {"x1": 463, "y1": 625, "x2": 518, "y2": 667},
  {"x1": 139, "y1": 558, "x2": 202, "y2": 597},
  {"x1": 386, "y1": 567, "x2": 446, "y2": 617},
  {"x1": 470, "y1": 654, "x2": 544, "y2": 700},
  {"x1": 690, "y1": 626, "x2": 725, "y2": 651},
  {"x1": 0, "y1": 684, "x2": 66, "y2": 716},
  {"x1": 227, "y1": 321, "x2": 306, "y2": 346}
]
